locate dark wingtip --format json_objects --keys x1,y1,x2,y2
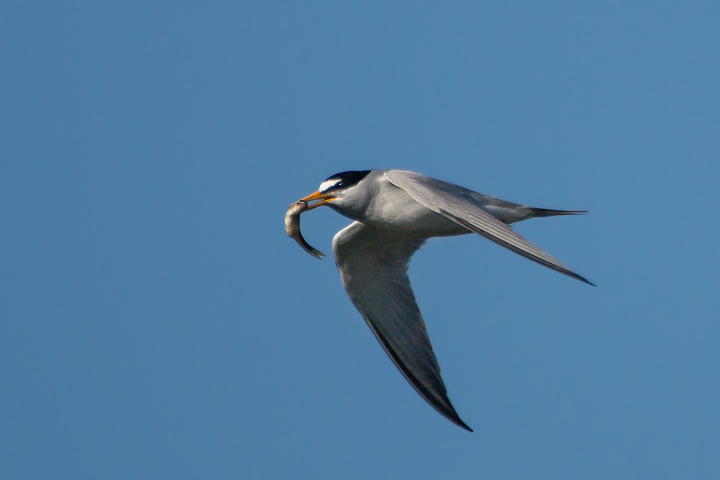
[
  {"x1": 443, "y1": 405, "x2": 473, "y2": 432},
  {"x1": 572, "y1": 272, "x2": 596, "y2": 287},
  {"x1": 457, "y1": 419, "x2": 474, "y2": 432}
]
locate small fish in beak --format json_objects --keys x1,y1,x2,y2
[{"x1": 285, "y1": 200, "x2": 325, "y2": 259}]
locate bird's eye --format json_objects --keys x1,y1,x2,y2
[{"x1": 318, "y1": 178, "x2": 342, "y2": 193}]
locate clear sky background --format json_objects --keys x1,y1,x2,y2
[{"x1": 2, "y1": 2, "x2": 719, "y2": 479}]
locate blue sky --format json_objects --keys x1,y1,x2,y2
[{"x1": 1, "y1": 2, "x2": 719, "y2": 479}]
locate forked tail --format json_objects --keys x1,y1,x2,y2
[{"x1": 528, "y1": 207, "x2": 587, "y2": 218}]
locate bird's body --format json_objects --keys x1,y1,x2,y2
[
  {"x1": 328, "y1": 171, "x2": 467, "y2": 235},
  {"x1": 289, "y1": 169, "x2": 592, "y2": 432}
]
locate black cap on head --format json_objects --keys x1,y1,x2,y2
[{"x1": 319, "y1": 170, "x2": 371, "y2": 193}]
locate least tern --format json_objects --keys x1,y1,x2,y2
[{"x1": 290, "y1": 169, "x2": 592, "y2": 432}]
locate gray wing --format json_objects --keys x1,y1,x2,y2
[
  {"x1": 332, "y1": 221, "x2": 472, "y2": 431},
  {"x1": 385, "y1": 170, "x2": 593, "y2": 286}
]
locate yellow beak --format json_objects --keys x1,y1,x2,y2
[{"x1": 294, "y1": 191, "x2": 335, "y2": 210}]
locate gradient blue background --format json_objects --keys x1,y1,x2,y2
[{"x1": 2, "y1": 2, "x2": 719, "y2": 479}]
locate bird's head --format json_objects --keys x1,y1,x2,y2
[{"x1": 294, "y1": 170, "x2": 372, "y2": 212}]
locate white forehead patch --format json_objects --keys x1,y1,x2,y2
[{"x1": 318, "y1": 179, "x2": 341, "y2": 193}]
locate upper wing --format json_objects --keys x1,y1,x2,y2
[
  {"x1": 385, "y1": 170, "x2": 593, "y2": 285},
  {"x1": 332, "y1": 221, "x2": 472, "y2": 431}
]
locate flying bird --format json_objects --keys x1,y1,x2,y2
[{"x1": 288, "y1": 169, "x2": 592, "y2": 431}]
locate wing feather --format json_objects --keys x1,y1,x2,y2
[
  {"x1": 385, "y1": 170, "x2": 593, "y2": 285},
  {"x1": 332, "y1": 221, "x2": 472, "y2": 431}
]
